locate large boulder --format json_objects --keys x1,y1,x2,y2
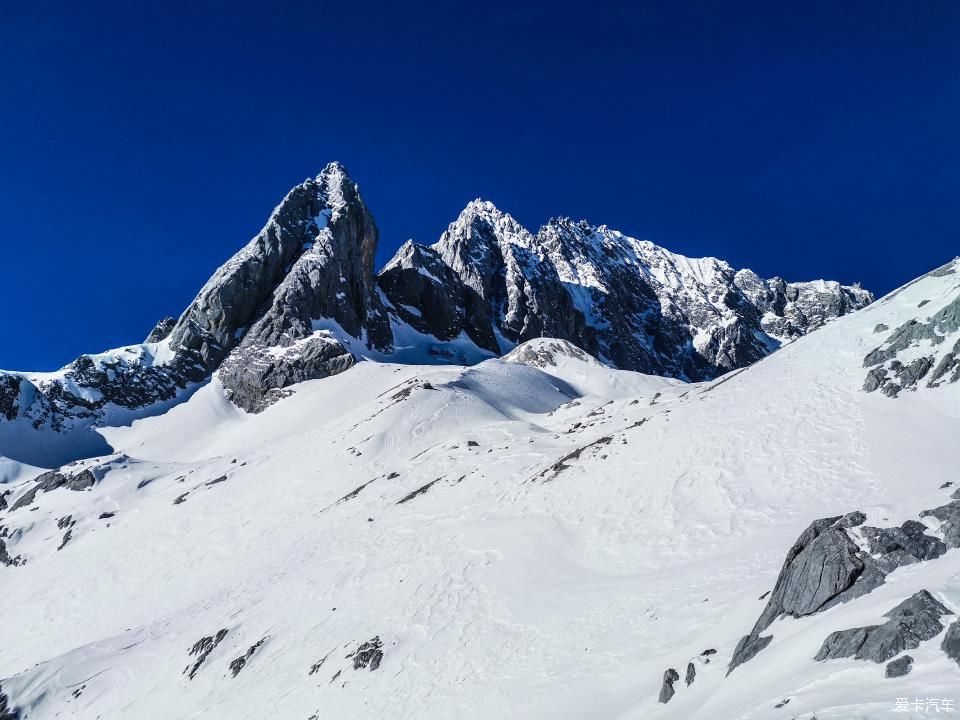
[{"x1": 814, "y1": 590, "x2": 950, "y2": 664}]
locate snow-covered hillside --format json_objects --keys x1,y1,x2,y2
[{"x1": 1, "y1": 258, "x2": 958, "y2": 719}]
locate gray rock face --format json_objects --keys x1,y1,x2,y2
[
  {"x1": 885, "y1": 655, "x2": 913, "y2": 678},
  {"x1": 219, "y1": 335, "x2": 356, "y2": 413},
  {"x1": 860, "y1": 520, "x2": 947, "y2": 573},
  {"x1": 919, "y1": 501, "x2": 960, "y2": 548},
  {"x1": 145, "y1": 316, "x2": 176, "y2": 343},
  {"x1": 942, "y1": 620, "x2": 960, "y2": 667},
  {"x1": 814, "y1": 590, "x2": 950, "y2": 664},
  {"x1": 863, "y1": 286, "x2": 960, "y2": 396},
  {"x1": 729, "y1": 511, "x2": 883, "y2": 674},
  {"x1": 658, "y1": 668, "x2": 680, "y2": 704},
  {"x1": 377, "y1": 203, "x2": 871, "y2": 381}
]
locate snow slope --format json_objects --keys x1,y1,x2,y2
[{"x1": 0, "y1": 261, "x2": 958, "y2": 720}]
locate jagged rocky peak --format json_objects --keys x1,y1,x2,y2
[
  {"x1": 0, "y1": 162, "x2": 393, "y2": 440},
  {"x1": 379, "y1": 203, "x2": 872, "y2": 382},
  {"x1": 168, "y1": 161, "x2": 386, "y2": 370},
  {"x1": 214, "y1": 162, "x2": 393, "y2": 412}
]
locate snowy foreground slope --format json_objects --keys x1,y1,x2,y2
[{"x1": 1, "y1": 261, "x2": 959, "y2": 720}]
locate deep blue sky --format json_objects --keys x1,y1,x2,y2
[{"x1": 2, "y1": 1, "x2": 958, "y2": 370}]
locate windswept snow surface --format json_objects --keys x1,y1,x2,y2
[{"x1": 0, "y1": 262, "x2": 958, "y2": 719}]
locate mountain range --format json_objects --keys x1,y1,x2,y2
[{"x1": 0, "y1": 163, "x2": 870, "y2": 459}]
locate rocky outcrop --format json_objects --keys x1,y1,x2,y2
[
  {"x1": 729, "y1": 512, "x2": 880, "y2": 674},
  {"x1": 860, "y1": 520, "x2": 947, "y2": 572},
  {"x1": 145, "y1": 317, "x2": 176, "y2": 343},
  {"x1": 219, "y1": 335, "x2": 355, "y2": 413},
  {"x1": 349, "y1": 637, "x2": 383, "y2": 671},
  {"x1": 919, "y1": 501, "x2": 960, "y2": 548},
  {"x1": 658, "y1": 668, "x2": 679, "y2": 703},
  {"x1": 885, "y1": 655, "x2": 913, "y2": 678},
  {"x1": 378, "y1": 203, "x2": 871, "y2": 381},
  {"x1": 729, "y1": 501, "x2": 959, "y2": 674},
  {"x1": 814, "y1": 591, "x2": 950, "y2": 664},
  {"x1": 10, "y1": 468, "x2": 97, "y2": 511},
  {"x1": 501, "y1": 338, "x2": 600, "y2": 369},
  {"x1": 943, "y1": 620, "x2": 960, "y2": 667},
  {"x1": 863, "y1": 274, "x2": 960, "y2": 396}
]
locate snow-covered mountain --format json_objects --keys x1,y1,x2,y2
[
  {"x1": 3, "y1": 164, "x2": 957, "y2": 720},
  {"x1": 0, "y1": 164, "x2": 869, "y2": 462}
]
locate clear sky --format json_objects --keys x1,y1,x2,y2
[{"x1": 2, "y1": 1, "x2": 958, "y2": 370}]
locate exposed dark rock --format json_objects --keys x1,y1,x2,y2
[
  {"x1": 308, "y1": 651, "x2": 332, "y2": 676},
  {"x1": 658, "y1": 668, "x2": 680, "y2": 704},
  {"x1": 0, "y1": 374, "x2": 20, "y2": 421},
  {"x1": 919, "y1": 501, "x2": 960, "y2": 548},
  {"x1": 860, "y1": 520, "x2": 947, "y2": 572},
  {"x1": 173, "y1": 493, "x2": 189, "y2": 505},
  {"x1": 396, "y1": 479, "x2": 440, "y2": 505},
  {"x1": 864, "y1": 293, "x2": 960, "y2": 395},
  {"x1": 815, "y1": 590, "x2": 950, "y2": 664},
  {"x1": 220, "y1": 335, "x2": 355, "y2": 413},
  {"x1": 349, "y1": 637, "x2": 383, "y2": 671},
  {"x1": 873, "y1": 323, "x2": 889, "y2": 333},
  {"x1": 10, "y1": 469, "x2": 97, "y2": 511},
  {"x1": 145, "y1": 316, "x2": 177, "y2": 343},
  {"x1": 774, "y1": 698, "x2": 791, "y2": 709},
  {"x1": 685, "y1": 661, "x2": 696, "y2": 686},
  {"x1": 57, "y1": 514, "x2": 74, "y2": 530},
  {"x1": 185, "y1": 629, "x2": 228, "y2": 680},
  {"x1": 205, "y1": 475, "x2": 228, "y2": 487},
  {"x1": 729, "y1": 633, "x2": 773, "y2": 674},
  {"x1": 942, "y1": 620, "x2": 960, "y2": 666},
  {"x1": 0, "y1": 538, "x2": 23, "y2": 567},
  {"x1": 885, "y1": 655, "x2": 913, "y2": 678},
  {"x1": 0, "y1": 684, "x2": 21, "y2": 720},
  {"x1": 729, "y1": 511, "x2": 884, "y2": 674},
  {"x1": 99, "y1": 512, "x2": 115, "y2": 519},
  {"x1": 229, "y1": 637, "x2": 266, "y2": 677},
  {"x1": 57, "y1": 529, "x2": 72, "y2": 551}
]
